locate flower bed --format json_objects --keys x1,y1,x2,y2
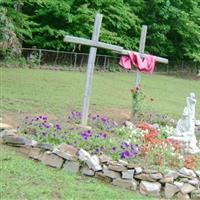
[{"x1": 18, "y1": 112, "x2": 200, "y2": 171}]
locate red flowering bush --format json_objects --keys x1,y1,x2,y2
[{"x1": 135, "y1": 122, "x2": 182, "y2": 168}]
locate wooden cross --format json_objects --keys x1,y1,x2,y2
[{"x1": 64, "y1": 13, "x2": 168, "y2": 126}]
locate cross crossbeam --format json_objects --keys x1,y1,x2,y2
[
  {"x1": 64, "y1": 37, "x2": 168, "y2": 64},
  {"x1": 64, "y1": 36, "x2": 124, "y2": 52}
]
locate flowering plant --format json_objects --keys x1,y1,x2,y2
[{"x1": 131, "y1": 86, "x2": 145, "y2": 117}]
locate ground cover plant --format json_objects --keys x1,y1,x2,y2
[
  {"x1": 0, "y1": 145, "x2": 155, "y2": 200},
  {"x1": 18, "y1": 112, "x2": 200, "y2": 171}
]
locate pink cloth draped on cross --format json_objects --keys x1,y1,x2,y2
[{"x1": 119, "y1": 52, "x2": 156, "y2": 74}]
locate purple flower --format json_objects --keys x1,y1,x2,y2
[
  {"x1": 120, "y1": 152, "x2": 125, "y2": 159},
  {"x1": 80, "y1": 132, "x2": 89, "y2": 140},
  {"x1": 120, "y1": 150, "x2": 130, "y2": 159},
  {"x1": 43, "y1": 123, "x2": 51, "y2": 128},
  {"x1": 42, "y1": 132, "x2": 46, "y2": 136},
  {"x1": 42, "y1": 116, "x2": 48, "y2": 120},
  {"x1": 112, "y1": 147, "x2": 116, "y2": 151},
  {"x1": 124, "y1": 150, "x2": 130, "y2": 157},
  {"x1": 55, "y1": 124, "x2": 61, "y2": 130}
]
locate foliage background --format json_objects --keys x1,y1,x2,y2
[{"x1": 0, "y1": 0, "x2": 200, "y2": 62}]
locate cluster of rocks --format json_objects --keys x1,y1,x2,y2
[{"x1": 1, "y1": 127, "x2": 200, "y2": 200}]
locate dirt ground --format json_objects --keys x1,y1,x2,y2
[{"x1": 2, "y1": 107, "x2": 131, "y2": 128}]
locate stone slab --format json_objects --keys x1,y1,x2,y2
[
  {"x1": 95, "y1": 172, "x2": 112, "y2": 183},
  {"x1": 42, "y1": 152, "x2": 64, "y2": 168},
  {"x1": 63, "y1": 161, "x2": 80, "y2": 173},
  {"x1": 29, "y1": 147, "x2": 44, "y2": 160},
  {"x1": 165, "y1": 183, "x2": 179, "y2": 199},
  {"x1": 112, "y1": 178, "x2": 137, "y2": 190},
  {"x1": 140, "y1": 181, "x2": 161, "y2": 197},
  {"x1": 81, "y1": 166, "x2": 95, "y2": 176}
]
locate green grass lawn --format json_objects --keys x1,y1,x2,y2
[
  {"x1": 1, "y1": 68, "x2": 200, "y2": 200},
  {"x1": 0, "y1": 145, "x2": 155, "y2": 200},
  {"x1": 1, "y1": 68, "x2": 200, "y2": 124}
]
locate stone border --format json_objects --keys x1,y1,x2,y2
[{"x1": 1, "y1": 129, "x2": 200, "y2": 200}]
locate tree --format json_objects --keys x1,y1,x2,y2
[{"x1": 140, "y1": 0, "x2": 200, "y2": 61}]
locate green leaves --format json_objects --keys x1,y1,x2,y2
[{"x1": 1, "y1": 0, "x2": 200, "y2": 62}]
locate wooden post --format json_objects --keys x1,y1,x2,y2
[
  {"x1": 81, "y1": 13, "x2": 103, "y2": 126},
  {"x1": 134, "y1": 25, "x2": 147, "y2": 87},
  {"x1": 132, "y1": 25, "x2": 147, "y2": 121},
  {"x1": 74, "y1": 53, "x2": 77, "y2": 68},
  {"x1": 38, "y1": 49, "x2": 42, "y2": 66}
]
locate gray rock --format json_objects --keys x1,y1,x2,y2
[
  {"x1": 103, "y1": 166, "x2": 120, "y2": 179},
  {"x1": 160, "y1": 176, "x2": 174, "y2": 183},
  {"x1": 143, "y1": 169, "x2": 158, "y2": 174},
  {"x1": 174, "y1": 181, "x2": 184, "y2": 190},
  {"x1": 95, "y1": 172, "x2": 112, "y2": 183},
  {"x1": 135, "y1": 167, "x2": 143, "y2": 174},
  {"x1": 29, "y1": 147, "x2": 44, "y2": 160},
  {"x1": 140, "y1": 181, "x2": 161, "y2": 197},
  {"x1": 127, "y1": 163, "x2": 137, "y2": 169},
  {"x1": 3, "y1": 134, "x2": 32, "y2": 146},
  {"x1": 181, "y1": 183, "x2": 196, "y2": 194},
  {"x1": 108, "y1": 163, "x2": 126, "y2": 172},
  {"x1": 135, "y1": 173, "x2": 156, "y2": 182},
  {"x1": 165, "y1": 183, "x2": 179, "y2": 199},
  {"x1": 180, "y1": 178, "x2": 190, "y2": 183},
  {"x1": 165, "y1": 170, "x2": 179, "y2": 179},
  {"x1": 63, "y1": 160, "x2": 80, "y2": 173},
  {"x1": 80, "y1": 166, "x2": 95, "y2": 176},
  {"x1": 179, "y1": 167, "x2": 196, "y2": 178},
  {"x1": 112, "y1": 178, "x2": 137, "y2": 190},
  {"x1": 188, "y1": 178, "x2": 199, "y2": 186},
  {"x1": 58, "y1": 143, "x2": 78, "y2": 157},
  {"x1": 36, "y1": 143, "x2": 54, "y2": 151},
  {"x1": 86, "y1": 155, "x2": 102, "y2": 171},
  {"x1": 53, "y1": 148, "x2": 77, "y2": 161},
  {"x1": 42, "y1": 151, "x2": 64, "y2": 168},
  {"x1": 18, "y1": 146, "x2": 31, "y2": 155},
  {"x1": 122, "y1": 170, "x2": 135, "y2": 180},
  {"x1": 0, "y1": 129, "x2": 16, "y2": 138},
  {"x1": 176, "y1": 192, "x2": 190, "y2": 200},
  {"x1": 99, "y1": 154, "x2": 112, "y2": 163},
  {"x1": 149, "y1": 173, "x2": 162, "y2": 180},
  {"x1": 78, "y1": 149, "x2": 90, "y2": 161},
  {"x1": 118, "y1": 159, "x2": 128, "y2": 166}
]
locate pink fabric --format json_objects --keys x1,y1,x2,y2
[{"x1": 119, "y1": 51, "x2": 156, "y2": 74}]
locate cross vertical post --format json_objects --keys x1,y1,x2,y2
[
  {"x1": 81, "y1": 13, "x2": 103, "y2": 126},
  {"x1": 132, "y1": 25, "x2": 147, "y2": 121},
  {"x1": 134, "y1": 25, "x2": 147, "y2": 86}
]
